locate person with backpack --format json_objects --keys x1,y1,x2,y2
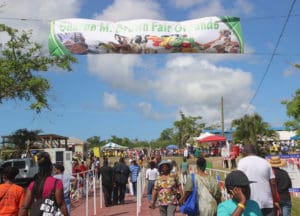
[
  {"x1": 19, "y1": 152, "x2": 68, "y2": 216},
  {"x1": 179, "y1": 157, "x2": 221, "y2": 216},
  {"x1": 113, "y1": 157, "x2": 130, "y2": 205}
]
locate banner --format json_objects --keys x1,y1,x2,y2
[
  {"x1": 93, "y1": 147, "x2": 100, "y2": 158},
  {"x1": 48, "y1": 16, "x2": 243, "y2": 56},
  {"x1": 266, "y1": 154, "x2": 300, "y2": 197}
]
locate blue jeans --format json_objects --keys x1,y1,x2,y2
[
  {"x1": 132, "y1": 181, "x2": 137, "y2": 196},
  {"x1": 65, "y1": 196, "x2": 71, "y2": 216},
  {"x1": 147, "y1": 180, "x2": 155, "y2": 202},
  {"x1": 280, "y1": 200, "x2": 291, "y2": 216}
]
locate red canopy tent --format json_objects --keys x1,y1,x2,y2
[{"x1": 197, "y1": 134, "x2": 226, "y2": 143}]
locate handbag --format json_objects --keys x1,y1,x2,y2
[
  {"x1": 30, "y1": 180, "x2": 63, "y2": 216},
  {"x1": 180, "y1": 173, "x2": 198, "y2": 215}
]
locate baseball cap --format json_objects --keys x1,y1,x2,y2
[{"x1": 225, "y1": 170, "x2": 256, "y2": 187}]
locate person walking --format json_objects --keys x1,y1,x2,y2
[
  {"x1": 129, "y1": 159, "x2": 140, "y2": 196},
  {"x1": 269, "y1": 156, "x2": 292, "y2": 216},
  {"x1": 99, "y1": 158, "x2": 114, "y2": 207},
  {"x1": 149, "y1": 160, "x2": 183, "y2": 216},
  {"x1": 179, "y1": 157, "x2": 221, "y2": 216},
  {"x1": 145, "y1": 161, "x2": 159, "y2": 202},
  {"x1": 180, "y1": 157, "x2": 189, "y2": 184},
  {"x1": 238, "y1": 144, "x2": 281, "y2": 216},
  {"x1": 113, "y1": 157, "x2": 130, "y2": 205},
  {"x1": 217, "y1": 170, "x2": 262, "y2": 215},
  {"x1": 19, "y1": 152, "x2": 68, "y2": 216},
  {"x1": 221, "y1": 144, "x2": 229, "y2": 168},
  {"x1": 0, "y1": 166, "x2": 25, "y2": 216},
  {"x1": 53, "y1": 163, "x2": 75, "y2": 215}
]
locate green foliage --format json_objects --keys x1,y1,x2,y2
[
  {"x1": 231, "y1": 113, "x2": 275, "y2": 145},
  {"x1": 173, "y1": 111, "x2": 205, "y2": 147},
  {"x1": 86, "y1": 136, "x2": 102, "y2": 149},
  {"x1": 282, "y1": 89, "x2": 300, "y2": 135},
  {"x1": 0, "y1": 24, "x2": 77, "y2": 113},
  {"x1": 9, "y1": 128, "x2": 42, "y2": 150}
]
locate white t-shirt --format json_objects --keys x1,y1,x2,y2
[
  {"x1": 146, "y1": 168, "x2": 159, "y2": 181},
  {"x1": 238, "y1": 155, "x2": 275, "y2": 209},
  {"x1": 54, "y1": 174, "x2": 76, "y2": 196}
]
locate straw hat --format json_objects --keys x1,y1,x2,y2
[{"x1": 269, "y1": 156, "x2": 287, "y2": 167}]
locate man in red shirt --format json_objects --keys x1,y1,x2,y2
[{"x1": 79, "y1": 161, "x2": 87, "y2": 178}]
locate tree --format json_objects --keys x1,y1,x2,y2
[
  {"x1": 9, "y1": 128, "x2": 42, "y2": 157},
  {"x1": 282, "y1": 89, "x2": 300, "y2": 134},
  {"x1": 86, "y1": 136, "x2": 101, "y2": 149},
  {"x1": 231, "y1": 113, "x2": 276, "y2": 145},
  {"x1": 173, "y1": 111, "x2": 205, "y2": 147},
  {"x1": 0, "y1": 24, "x2": 77, "y2": 112}
]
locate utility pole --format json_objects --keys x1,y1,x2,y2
[{"x1": 221, "y1": 96, "x2": 225, "y2": 137}]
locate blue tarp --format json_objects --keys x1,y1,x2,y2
[
  {"x1": 166, "y1": 144, "x2": 178, "y2": 150},
  {"x1": 290, "y1": 135, "x2": 300, "y2": 140}
]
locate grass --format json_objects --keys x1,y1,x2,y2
[{"x1": 292, "y1": 197, "x2": 300, "y2": 216}]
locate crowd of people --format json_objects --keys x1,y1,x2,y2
[{"x1": 0, "y1": 142, "x2": 294, "y2": 216}]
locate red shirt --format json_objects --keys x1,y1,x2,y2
[{"x1": 28, "y1": 176, "x2": 63, "y2": 198}]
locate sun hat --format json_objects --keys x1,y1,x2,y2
[
  {"x1": 158, "y1": 160, "x2": 173, "y2": 173},
  {"x1": 269, "y1": 156, "x2": 287, "y2": 167},
  {"x1": 225, "y1": 170, "x2": 256, "y2": 188}
]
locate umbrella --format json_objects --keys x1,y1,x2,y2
[
  {"x1": 166, "y1": 144, "x2": 178, "y2": 150},
  {"x1": 197, "y1": 134, "x2": 226, "y2": 143}
]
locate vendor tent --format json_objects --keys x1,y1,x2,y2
[
  {"x1": 196, "y1": 132, "x2": 214, "y2": 141},
  {"x1": 101, "y1": 142, "x2": 128, "y2": 150},
  {"x1": 197, "y1": 133, "x2": 226, "y2": 143}
]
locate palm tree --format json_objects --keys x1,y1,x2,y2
[{"x1": 231, "y1": 113, "x2": 276, "y2": 145}]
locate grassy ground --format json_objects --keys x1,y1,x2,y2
[{"x1": 292, "y1": 197, "x2": 300, "y2": 216}]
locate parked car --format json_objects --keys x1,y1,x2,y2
[{"x1": 0, "y1": 158, "x2": 38, "y2": 187}]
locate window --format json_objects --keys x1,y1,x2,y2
[{"x1": 13, "y1": 161, "x2": 26, "y2": 169}]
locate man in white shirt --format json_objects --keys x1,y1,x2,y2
[
  {"x1": 238, "y1": 144, "x2": 281, "y2": 216},
  {"x1": 145, "y1": 161, "x2": 159, "y2": 202}
]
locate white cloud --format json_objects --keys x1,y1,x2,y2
[
  {"x1": 103, "y1": 92, "x2": 122, "y2": 110},
  {"x1": 168, "y1": 0, "x2": 204, "y2": 9},
  {"x1": 153, "y1": 57, "x2": 255, "y2": 126},
  {"x1": 188, "y1": 0, "x2": 254, "y2": 19},
  {"x1": 138, "y1": 102, "x2": 170, "y2": 120},
  {"x1": 87, "y1": 55, "x2": 150, "y2": 93},
  {"x1": 0, "y1": 0, "x2": 81, "y2": 53},
  {"x1": 94, "y1": 0, "x2": 164, "y2": 21}
]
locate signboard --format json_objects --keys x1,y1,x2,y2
[{"x1": 48, "y1": 16, "x2": 243, "y2": 56}]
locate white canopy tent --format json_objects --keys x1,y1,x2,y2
[{"x1": 101, "y1": 142, "x2": 128, "y2": 151}]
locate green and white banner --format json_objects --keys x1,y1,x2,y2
[{"x1": 48, "y1": 16, "x2": 243, "y2": 56}]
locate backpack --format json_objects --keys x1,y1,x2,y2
[
  {"x1": 30, "y1": 180, "x2": 63, "y2": 216},
  {"x1": 180, "y1": 173, "x2": 198, "y2": 215}
]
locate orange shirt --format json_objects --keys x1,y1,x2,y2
[{"x1": 0, "y1": 183, "x2": 25, "y2": 216}]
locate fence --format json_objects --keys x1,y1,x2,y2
[{"x1": 70, "y1": 165, "x2": 300, "y2": 216}]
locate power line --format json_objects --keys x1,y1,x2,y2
[
  {"x1": 244, "y1": 0, "x2": 297, "y2": 114},
  {"x1": 0, "y1": 14, "x2": 300, "y2": 23}
]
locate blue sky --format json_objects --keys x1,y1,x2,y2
[{"x1": 0, "y1": 0, "x2": 300, "y2": 142}]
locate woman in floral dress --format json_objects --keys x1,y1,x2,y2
[{"x1": 149, "y1": 160, "x2": 183, "y2": 216}]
